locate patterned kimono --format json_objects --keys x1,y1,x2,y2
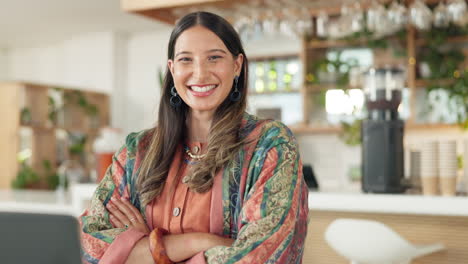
[{"x1": 80, "y1": 113, "x2": 309, "y2": 263}]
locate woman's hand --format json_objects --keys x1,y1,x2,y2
[{"x1": 106, "y1": 196, "x2": 150, "y2": 234}]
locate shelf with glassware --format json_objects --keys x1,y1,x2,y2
[
  {"x1": 0, "y1": 82, "x2": 110, "y2": 190},
  {"x1": 120, "y1": 0, "x2": 428, "y2": 26},
  {"x1": 246, "y1": 55, "x2": 307, "y2": 128},
  {"x1": 246, "y1": 52, "x2": 366, "y2": 133},
  {"x1": 300, "y1": 26, "x2": 468, "y2": 134},
  {"x1": 245, "y1": 54, "x2": 350, "y2": 133},
  {"x1": 247, "y1": 55, "x2": 302, "y2": 94},
  {"x1": 296, "y1": 35, "x2": 368, "y2": 135}
]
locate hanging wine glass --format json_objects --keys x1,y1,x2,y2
[
  {"x1": 367, "y1": 0, "x2": 387, "y2": 34},
  {"x1": 328, "y1": 18, "x2": 350, "y2": 39},
  {"x1": 387, "y1": 0, "x2": 408, "y2": 32},
  {"x1": 350, "y1": 2, "x2": 364, "y2": 34},
  {"x1": 233, "y1": 13, "x2": 251, "y2": 40},
  {"x1": 337, "y1": 0, "x2": 364, "y2": 37},
  {"x1": 338, "y1": 0, "x2": 354, "y2": 37},
  {"x1": 279, "y1": 7, "x2": 298, "y2": 37},
  {"x1": 296, "y1": 8, "x2": 314, "y2": 37},
  {"x1": 370, "y1": 0, "x2": 395, "y2": 38},
  {"x1": 433, "y1": 1, "x2": 450, "y2": 28},
  {"x1": 236, "y1": 5, "x2": 261, "y2": 41},
  {"x1": 447, "y1": 0, "x2": 467, "y2": 26},
  {"x1": 316, "y1": 11, "x2": 329, "y2": 38},
  {"x1": 262, "y1": 9, "x2": 280, "y2": 36},
  {"x1": 262, "y1": 0, "x2": 281, "y2": 36},
  {"x1": 251, "y1": 12, "x2": 263, "y2": 41},
  {"x1": 233, "y1": 11, "x2": 248, "y2": 33},
  {"x1": 409, "y1": 0, "x2": 432, "y2": 31}
]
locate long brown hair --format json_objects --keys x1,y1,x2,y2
[{"x1": 137, "y1": 12, "x2": 249, "y2": 206}]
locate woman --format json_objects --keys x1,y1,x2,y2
[{"x1": 80, "y1": 11, "x2": 308, "y2": 264}]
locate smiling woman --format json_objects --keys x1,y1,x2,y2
[
  {"x1": 79, "y1": 11, "x2": 308, "y2": 264},
  {"x1": 168, "y1": 26, "x2": 244, "y2": 113}
]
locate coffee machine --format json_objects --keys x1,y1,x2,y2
[{"x1": 361, "y1": 67, "x2": 405, "y2": 193}]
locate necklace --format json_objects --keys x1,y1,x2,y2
[{"x1": 184, "y1": 144, "x2": 206, "y2": 160}]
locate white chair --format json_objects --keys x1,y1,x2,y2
[{"x1": 324, "y1": 218, "x2": 445, "y2": 264}]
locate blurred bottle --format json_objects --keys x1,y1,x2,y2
[
  {"x1": 255, "y1": 62, "x2": 265, "y2": 93},
  {"x1": 267, "y1": 60, "x2": 278, "y2": 92},
  {"x1": 276, "y1": 59, "x2": 286, "y2": 91},
  {"x1": 93, "y1": 128, "x2": 122, "y2": 183}
]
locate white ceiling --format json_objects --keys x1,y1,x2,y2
[{"x1": 0, "y1": 0, "x2": 169, "y2": 49}]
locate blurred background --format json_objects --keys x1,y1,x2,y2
[
  {"x1": 2, "y1": 0, "x2": 468, "y2": 194},
  {"x1": 2, "y1": 0, "x2": 468, "y2": 263}
]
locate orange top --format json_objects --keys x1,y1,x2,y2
[{"x1": 150, "y1": 141, "x2": 211, "y2": 234}]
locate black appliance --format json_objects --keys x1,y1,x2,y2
[{"x1": 361, "y1": 67, "x2": 405, "y2": 193}]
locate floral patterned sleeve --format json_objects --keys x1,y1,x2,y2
[
  {"x1": 79, "y1": 133, "x2": 148, "y2": 264},
  {"x1": 192, "y1": 139, "x2": 309, "y2": 263}
]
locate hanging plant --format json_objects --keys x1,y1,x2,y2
[
  {"x1": 451, "y1": 69, "x2": 468, "y2": 129},
  {"x1": 418, "y1": 24, "x2": 468, "y2": 128}
]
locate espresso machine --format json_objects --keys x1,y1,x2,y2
[{"x1": 361, "y1": 67, "x2": 406, "y2": 193}]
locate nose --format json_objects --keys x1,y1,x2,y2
[{"x1": 192, "y1": 60, "x2": 209, "y2": 81}]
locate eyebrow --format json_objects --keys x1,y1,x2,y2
[{"x1": 175, "y1": 49, "x2": 228, "y2": 58}]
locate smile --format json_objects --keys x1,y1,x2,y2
[{"x1": 187, "y1": 84, "x2": 219, "y2": 97}]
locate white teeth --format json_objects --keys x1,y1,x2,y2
[{"x1": 190, "y1": 84, "x2": 217, "y2": 92}]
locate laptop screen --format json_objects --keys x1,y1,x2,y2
[{"x1": 0, "y1": 212, "x2": 82, "y2": 264}]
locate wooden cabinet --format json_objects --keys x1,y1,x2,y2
[{"x1": 0, "y1": 82, "x2": 109, "y2": 189}]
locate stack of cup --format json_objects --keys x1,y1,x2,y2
[
  {"x1": 464, "y1": 140, "x2": 468, "y2": 194},
  {"x1": 420, "y1": 141, "x2": 439, "y2": 195},
  {"x1": 438, "y1": 140, "x2": 458, "y2": 196},
  {"x1": 409, "y1": 150, "x2": 421, "y2": 188}
]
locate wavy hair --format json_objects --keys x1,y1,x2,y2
[{"x1": 137, "y1": 12, "x2": 249, "y2": 206}]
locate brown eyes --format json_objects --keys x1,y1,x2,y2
[
  {"x1": 177, "y1": 56, "x2": 223, "y2": 62},
  {"x1": 208, "y1": 55, "x2": 222, "y2": 61}
]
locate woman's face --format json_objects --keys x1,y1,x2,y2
[{"x1": 168, "y1": 25, "x2": 243, "y2": 114}]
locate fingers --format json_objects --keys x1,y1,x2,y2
[
  {"x1": 107, "y1": 200, "x2": 131, "y2": 227},
  {"x1": 109, "y1": 214, "x2": 124, "y2": 228},
  {"x1": 120, "y1": 199, "x2": 145, "y2": 224},
  {"x1": 110, "y1": 197, "x2": 138, "y2": 222},
  {"x1": 105, "y1": 195, "x2": 148, "y2": 233}
]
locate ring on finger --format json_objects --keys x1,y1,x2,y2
[{"x1": 124, "y1": 224, "x2": 129, "y2": 229}]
